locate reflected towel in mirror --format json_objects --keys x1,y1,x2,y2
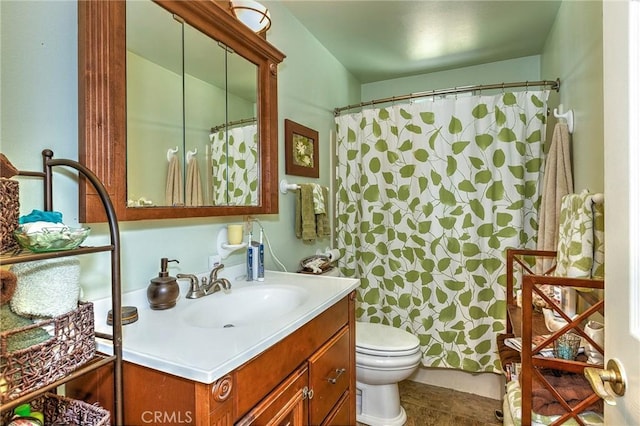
[
  {"x1": 165, "y1": 155, "x2": 184, "y2": 206},
  {"x1": 186, "y1": 157, "x2": 203, "y2": 207}
]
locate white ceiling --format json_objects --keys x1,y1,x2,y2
[{"x1": 278, "y1": 0, "x2": 562, "y2": 84}]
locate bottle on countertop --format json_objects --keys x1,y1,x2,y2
[
  {"x1": 147, "y1": 258, "x2": 180, "y2": 310},
  {"x1": 246, "y1": 232, "x2": 254, "y2": 281},
  {"x1": 257, "y1": 229, "x2": 265, "y2": 281},
  {"x1": 8, "y1": 404, "x2": 43, "y2": 426}
]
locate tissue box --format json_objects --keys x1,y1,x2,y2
[{"x1": 0, "y1": 178, "x2": 19, "y2": 253}]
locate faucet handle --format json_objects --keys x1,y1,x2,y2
[
  {"x1": 177, "y1": 273, "x2": 205, "y2": 299},
  {"x1": 210, "y1": 263, "x2": 225, "y2": 282}
]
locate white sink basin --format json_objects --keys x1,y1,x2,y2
[{"x1": 182, "y1": 285, "x2": 310, "y2": 329}]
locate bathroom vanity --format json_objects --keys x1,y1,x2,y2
[{"x1": 67, "y1": 271, "x2": 358, "y2": 425}]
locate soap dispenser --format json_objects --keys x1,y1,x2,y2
[{"x1": 147, "y1": 258, "x2": 180, "y2": 310}]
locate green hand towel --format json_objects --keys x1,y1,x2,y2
[
  {"x1": 300, "y1": 184, "x2": 318, "y2": 241},
  {"x1": 0, "y1": 305, "x2": 51, "y2": 353}
]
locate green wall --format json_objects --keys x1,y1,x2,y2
[
  {"x1": 541, "y1": 0, "x2": 604, "y2": 193},
  {"x1": 0, "y1": 0, "x2": 603, "y2": 303},
  {"x1": 361, "y1": 55, "x2": 541, "y2": 101},
  {"x1": 0, "y1": 0, "x2": 359, "y2": 299}
]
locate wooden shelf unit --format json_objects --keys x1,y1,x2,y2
[
  {"x1": 0, "y1": 150, "x2": 123, "y2": 424},
  {"x1": 501, "y1": 248, "x2": 605, "y2": 426}
]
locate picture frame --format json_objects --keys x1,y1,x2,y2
[{"x1": 284, "y1": 119, "x2": 319, "y2": 178}]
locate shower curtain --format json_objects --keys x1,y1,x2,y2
[
  {"x1": 335, "y1": 91, "x2": 549, "y2": 373},
  {"x1": 210, "y1": 124, "x2": 259, "y2": 205}
]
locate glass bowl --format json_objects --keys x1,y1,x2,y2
[{"x1": 13, "y1": 226, "x2": 91, "y2": 252}]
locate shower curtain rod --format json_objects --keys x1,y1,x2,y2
[
  {"x1": 333, "y1": 78, "x2": 560, "y2": 116},
  {"x1": 210, "y1": 117, "x2": 256, "y2": 133}
]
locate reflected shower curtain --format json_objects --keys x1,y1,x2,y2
[
  {"x1": 211, "y1": 124, "x2": 259, "y2": 205},
  {"x1": 335, "y1": 91, "x2": 549, "y2": 373}
]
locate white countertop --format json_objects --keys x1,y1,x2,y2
[{"x1": 91, "y1": 268, "x2": 359, "y2": 384}]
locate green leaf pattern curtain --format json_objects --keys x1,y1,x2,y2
[
  {"x1": 210, "y1": 124, "x2": 258, "y2": 205},
  {"x1": 335, "y1": 91, "x2": 549, "y2": 373}
]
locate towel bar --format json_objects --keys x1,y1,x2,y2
[{"x1": 280, "y1": 179, "x2": 300, "y2": 194}]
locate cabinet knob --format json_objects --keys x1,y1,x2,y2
[
  {"x1": 584, "y1": 358, "x2": 627, "y2": 405},
  {"x1": 326, "y1": 368, "x2": 346, "y2": 384},
  {"x1": 302, "y1": 386, "x2": 314, "y2": 400}
]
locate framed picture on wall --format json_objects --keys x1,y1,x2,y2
[{"x1": 284, "y1": 119, "x2": 319, "y2": 178}]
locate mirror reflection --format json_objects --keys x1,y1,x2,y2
[{"x1": 126, "y1": 0, "x2": 259, "y2": 208}]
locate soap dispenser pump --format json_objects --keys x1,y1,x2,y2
[{"x1": 147, "y1": 258, "x2": 180, "y2": 310}]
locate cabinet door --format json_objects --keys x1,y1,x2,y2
[
  {"x1": 321, "y1": 391, "x2": 350, "y2": 426},
  {"x1": 237, "y1": 365, "x2": 308, "y2": 426},
  {"x1": 308, "y1": 327, "x2": 350, "y2": 426}
]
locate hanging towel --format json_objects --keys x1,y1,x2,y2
[
  {"x1": 591, "y1": 200, "x2": 605, "y2": 278},
  {"x1": 316, "y1": 186, "x2": 331, "y2": 238},
  {"x1": 536, "y1": 122, "x2": 573, "y2": 255},
  {"x1": 296, "y1": 184, "x2": 317, "y2": 242},
  {"x1": 555, "y1": 190, "x2": 599, "y2": 278},
  {"x1": 312, "y1": 184, "x2": 325, "y2": 214},
  {"x1": 165, "y1": 155, "x2": 184, "y2": 206},
  {"x1": 185, "y1": 157, "x2": 203, "y2": 207}
]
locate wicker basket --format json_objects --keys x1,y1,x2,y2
[
  {"x1": 0, "y1": 302, "x2": 96, "y2": 404},
  {"x1": 0, "y1": 178, "x2": 20, "y2": 253},
  {"x1": 1, "y1": 392, "x2": 110, "y2": 425}
]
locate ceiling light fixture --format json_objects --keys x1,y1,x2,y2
[{"x1": 230, "y1": 0, "x2": 272, "y2": 35}]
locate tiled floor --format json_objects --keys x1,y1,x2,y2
[{"x1": 358, "y1": 380, "x2": 503, "y2": 426}]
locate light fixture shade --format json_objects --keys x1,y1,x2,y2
[{"x1": 230, "y1": 0, "x2": 272, "y2": 34}]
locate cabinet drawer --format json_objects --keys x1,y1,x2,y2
[{"x1": 308, "y1": 327, "x2": 350, "y2": 426}]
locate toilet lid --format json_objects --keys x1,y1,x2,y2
[{"x1": 356, "y1": 322, "x2": 420, "y2": 356}]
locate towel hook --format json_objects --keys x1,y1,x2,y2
[
  {"x1": 186, "y1": 148, "x2": 197, "y2": 163},
  {"x1": 167, "y1": 146, "x2": 179, "y2": 163},
  {"x1": 553, "y1": 104, "x2": 574, "y2": 134}
]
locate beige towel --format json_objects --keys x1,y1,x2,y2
[
  {"x1": 165, "y1": 155, "x2": 184, "y2": 206},
  {"x1": 186, "y1": 157, "x2": 203, "y2": 206},
  {"x1": 536, "y1": 122, "x2": 573, "y2": 282}
]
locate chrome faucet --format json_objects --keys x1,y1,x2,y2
[
  {"x1": 203, "y1": 263, "x2": 232, "y2": 295},
  {"x1": 177, "y1": 264, "x2": 231, "y2": 299}
]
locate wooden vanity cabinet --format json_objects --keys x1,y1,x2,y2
[
  {"x1": 67, "y1": 291, "x2": 356, "y2": 426},
  {"x1": 238, "y1": 325, "x2": 351, "y2": 426}
]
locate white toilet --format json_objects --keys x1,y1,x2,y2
[{"x1": 355, "y1": 322, "x2": 422, "y2": 426}]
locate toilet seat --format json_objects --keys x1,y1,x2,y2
[{"x1": 356, "y1": 322, "x2": 420, "y2": 357}]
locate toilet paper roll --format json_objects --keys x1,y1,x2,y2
[{"x1": 325, "y1": 248, "x2": 342, "y2": 262}]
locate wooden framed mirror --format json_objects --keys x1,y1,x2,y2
[{"x1": 78, "y1": 0, "x2": 285, "y2": 222}]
